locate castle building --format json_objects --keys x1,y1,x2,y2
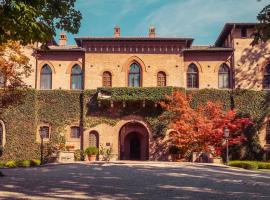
[{"x1": 0, "y1": 23, "x2": 270, "y2": 161}]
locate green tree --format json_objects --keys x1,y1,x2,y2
[
  {"x1": 0, "y1": 0, "x2": 82, "y2": 45},
  {"x1": 253, "y1": 3, "x2": 270, "y2": 44}
]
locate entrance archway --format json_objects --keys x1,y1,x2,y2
[{"x1": 119, "y1": 122, "x2": 149, "y2": 160}]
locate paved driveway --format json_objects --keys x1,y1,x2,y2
[{"x1": 0, "y1": 161, "x2": 270, "y2": 200}]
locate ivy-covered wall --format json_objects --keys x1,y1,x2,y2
[{"x1": 0, "y1": 88, "x2": 269, "y2": 161}]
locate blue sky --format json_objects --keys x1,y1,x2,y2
[{"x1": 63, "y1": 0, "x2": 269, "y2": 45}]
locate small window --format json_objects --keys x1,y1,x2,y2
[
  {"x1": 157, "y1": 71, "x2": 166, "y2": 86},
  {"x1": 266, "y1": 122, "x2": 270, "y2": 144},
  {"x1": 218, "y1": 64, "x2": 230, "y2": 89},
  {"x1": 102, "y1": 71, "x2": 112, "y2": 87},
  {"x1": 71, "y1": 126, "x2": 80, "y2": 138},
  {"x1": 39, "y1": 126, "x2": 50, "y2": 139},
  {"x1": 89, "y1": 131, "x2": 99, "y2": 147},
  {"x1": 187, "y1": 64, "x2": 199, "y2": 88},
  {"x1": 71, "y1": 65, "x2": 83, "y2": 90},
  {"x1": 40, "y1": 64, "x2": 52, "y2": 90},
  {"x1": 241, "y1": 28, "x2": 247, "y2": 38},
  {"x1": 263, "y1": 64, "x2": 270, "y2": 90}
]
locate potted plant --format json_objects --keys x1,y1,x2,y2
[
  {"x1": 169, "y1": 145, "x2": 182, "y2": 161},
  {"x1": 85, "y1": 146, "x2": 99, "y2": 161}
]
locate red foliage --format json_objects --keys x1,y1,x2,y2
[{"x1": 160, "y1": 91, "x2": 253, "y2": 158}]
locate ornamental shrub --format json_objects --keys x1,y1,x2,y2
[
  {"x1": 17, "y1": 160, "x2": 31, "y2": 167},
  {"x1": 85, "y1": 146, "x2": 99, "y2": 155},
  {"x1": 5, "y1": 160, "x2": 17, "y2": 168},
  {"x1": 257, "y1": 162, "x2": 270, "y2": 169},
  {"x1": 30, "y1": 159, "x2": 41, "y2": 166},
  {"x1": 229, "y1": 161, "x2": 258, "y2": 170},
  {"x1": 0, "y1": 161, "x2": 4, "y2": 167},
  {"x1": 74, "y1": 149, "x2": 85, "y2": 161}
]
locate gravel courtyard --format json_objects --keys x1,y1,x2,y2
[{"x1": 0, "y1": 161, "x2": 270, "y2": 200}]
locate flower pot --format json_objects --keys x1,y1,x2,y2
[{"x1": 88, "y1": 154, "x2": 97, "y2": 161}]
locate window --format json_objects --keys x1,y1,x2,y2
[
  {"x1": 71, "y1": 65, "x2": 83, "y2": 90},
  {"x1": 70, "y1": 126, "x2": 80, "y2": 138},
  {"x1": 187, "y1": 64, "x2": 199, "y2": 88},
  {"x1": 241, "y1": 28, "x2": 247, "y2": 38},
  {"x1": 218, "y1": 64, "x2": 230, "y2": 89},
  {"x1": 263, "y1": 64, "x2": 270, "y2": 89},
  {"x1": 39, "y1": 126, "x2": 50, "y2": 139},
  {"x1": 157, "y1": 71, "x2": 166, "y2": 86},
  {"x1": 102, "y1": 71, "x2": 112, "y2": 87},
  {"x1": 0, "y1": 121, "x2": 3, "y2": 147},
  {"x1": 266, "y1": 122, "x2": 270, "y2": 144},
  {"x1": 0, "y1": 71, "x2": 5, "y2": 88},
  {"x1": 40, "y1": 64, "x2": 52, "y2": 90},
  {"x1": 89, "y1": 131, "x2": 99, "y2": 147},
  {"x1": 128, "y1": 63, "x2": 141, "y2": 87}
]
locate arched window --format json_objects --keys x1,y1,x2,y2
[
  {"x1": 102, "y1": 71, "x2": 112, "y2": 87},
  {"x1": 128, "y1": 63, "x2": 141, "y2": 87},
  {"x1": 266, "y1": 121, "x2": 270, "y2": 144},
  {"x1": 157, "y1": 71, "x2": 166, "y2": 87},
  {"x1": 40, "y1": 64, "x2": 52, "y2": 90},
  {"x1": 89, "y1": 131, "x2": 99, "y2": 148},
  {"x1": 263, "y1": 64, "x2": 270, "y2": 89},
  {"x1": 218, "y1": 64, "x2": 230, "y2": 89},
  {"x1": 187, "y1": 64, "x2": 199, "y2": 88},
  {"x1": 70, "y1": 126, "x2": 80, "y2": 138},
  {"x1": 71, "y1": 65, "x2": 83, "y2": 90}
]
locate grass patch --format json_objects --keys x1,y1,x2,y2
[{"x1": 229, "y1": 160, "x2": 270, "y2": 170}]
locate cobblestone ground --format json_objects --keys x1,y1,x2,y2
[{"x1": 0, "y1": 161, "x2": 270, "y2": 200}]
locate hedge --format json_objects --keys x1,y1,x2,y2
[
  {"x1": 229, "y1": 160, "x2": 270, "y2": 170},
  {"x1": 0, "y1": 88, "x2": 270, "y2": 161}
]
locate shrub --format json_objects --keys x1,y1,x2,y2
[
  {"x1": 5, "y1": 160, "x2": 17, "y2": 168},
  {"x1": 17, "y1": 160, "x2": 31, "y2": 167},
  {"x1": 30, "y1": 159, "x2": 41, "y2": 166},
  {"x1": 85, "y1": 146, "x2": 99, "y2": 155},
  {"x1": 229, "y1": 161, "x2": 258, "y2": 170},
  {"x1": 0, "y1": 161, "x2": 5, "y2": 167},
  {"x1": 74, "y1": 149, "x2": 85, "y2": 161},
  {"x1": 257, "y1": 162, "x2": 270, "y2": 169},
  {"x1": 169, "y1": 145, "x2": 182, "y2": 154}
]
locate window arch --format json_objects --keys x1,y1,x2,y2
[
  {"x1": 0, "y1": 120, "x2": 6, "y2": 148},
  {"x1": 71, "y1": 64, "x2": 83, "y2": 90},
  {"x1": 102, "y1": 71, "x2": 112, "y2": 87},
  {"x1": 157, "y1": 71, "x2": 166, "y2": 86},
  {"x1": 40, "y1": 64, "x2": 52, "y2": 90},
  {"x1": 187, "y1": 64, "x2": 199, "y2": 88},
  {"x1": 39, "y1": 126, "x2": 50, "y2": 139},
  {"x1": 128, "y1": 63, "x2": 141, "y2": 87},
  {"x1": 70, "y1": 126, "x2": 80, "y2": 138},
  {"x1": 218, "y1": 63, "x2": 230, "y2": 89},
  {"x1": 266, "y1": 121, "x2": 270, "y2": 144},
  {"x1": 89, "y1": 131, "x2": 99, "y2": 148},
  {"x1": 263, "y1": 63, "x2": 270, "y2": 89}
]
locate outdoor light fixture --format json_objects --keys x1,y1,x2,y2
[{"x1": 223, "y1": 127, "x2": 230, "y2": 165}]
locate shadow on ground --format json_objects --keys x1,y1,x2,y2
[{"x1": 0, "y1": 162, "x2": 270, "y2": 199}]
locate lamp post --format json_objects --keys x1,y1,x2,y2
[
  {"x1": 223, "y1": 127, "x2": 230, "y2": 165},
  {"x1": 39, "y1": 128, "x2": 46, "y2": 165}
]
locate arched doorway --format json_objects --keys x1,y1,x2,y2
[{"x1": 119, "y1": 122, "x2": 149, "y2": 160}]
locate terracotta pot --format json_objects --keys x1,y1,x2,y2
[{"x1": 88, "y1": 154, "x2": 96, "y2": 161}]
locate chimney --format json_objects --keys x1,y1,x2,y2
[
  {"x1": 114, "y1": 26, "x2": 120, "y2": 37},
  {"x1": 59, "y1": 32, "x2": 67, "y2": 46},
  {"x1": 149, "y1": 26, "x2": 156, "y2": 38}
]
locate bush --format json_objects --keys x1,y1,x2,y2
[
  {"x1": 0, "y1": 161, "x2": 5, "y2": 167},
  {"x1": 30, "y1": 159, "x2": 41, "y2": 166},
  {"x1": 74, "y1": 149, "x2": 85, "y2": 161},
  {"x1": 257, "y1": 162, "x2": 270, "y2": 169},
  {"x1": 17, "y1": 160, "x2": 31, "y2": 167},
  {"x1": 5, "y1": 160, "x2": 17, "y2": 168},
  {"x1": 85, "y1": 146, "x2": 99, "y2": 155},
  {"x1": 169, "y1": 145, "x2": 182, "y2": 154},
  {"x1": 229, "y1": 161, "x2": 258, "y2": 170}
]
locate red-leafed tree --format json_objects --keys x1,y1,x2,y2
[{"x1": 160, "y1": 91, "x2": 253, "y2": 158}]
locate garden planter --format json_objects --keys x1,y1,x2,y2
[
  {"x1": 212, "y1": 158, "x2": 222, "y2": 164},
  {"x1": 57, "y1": 151, "x2": 75, "y2": 163},
  {"x1": 88, "y1": 154, "x2": 97, "y2": 161}
]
